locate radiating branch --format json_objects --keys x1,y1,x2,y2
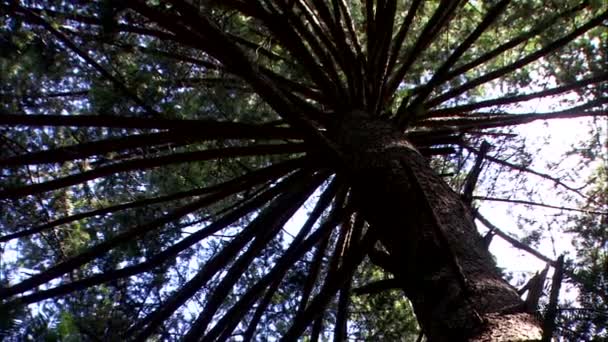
[
  {"x1": 352, "y1": 278, "x2": 402, "y2": 295},
  {"x1": 473, "y1": 196, "x2": 608, "y2": 215},
  {"x1": 405, "y1": 0, "x2": 511, "y2": 112},
  {"x1": 0, "y1": 113, "x2": 302, "y2": 133},
  {"x1": 386, "y1": 0, "x2": 462, "y2": 98},
  {"x1": 132, "y1": 170, "x2": 327, "y2": 341},
  {"x1": 428, "y1": 72, "x2": 608, "y2": 117},
  {"x1": 465, "y1": 142, "x2": 588, "y2": 196},
  {"x1": 428, "y1": 8, "x2": 608, "y2": 107},
  {"x1": 475, "y1": 213, "x2": 556, "y2": 266},
  {"x1": 282, "y1": 227, "x2": 377, "y2": 340},
  {"x1": 0, "y1": 157, "x2": 305, "y2": 243},
  {"x1": 0, "y1": 126, "x2": 301, "y2": 166},
  {"x1": 200, "y1": 183, "x2": 345, "y2": 342},
  {"x1": 542, "y1": 255, "x2": 564, "y2": 342},
  {"x1": 440, "y1": 2, "x2": 589, "y2": 87},
  {"x1": 0, "y1": 195, "x2": 214, "y2": 299},
  {"x1": 0, "y1": 143, "x2": 307, "y2": 199},
  {"x1": 418, "y1": 102, "x2": 607, "y2": 131},
  {"x1": 127, "y1": 0, "x2": 339, "y2": 153},
  {"x1": 462, "y1": 141, "x2": 491, "y2": 205},
  {"x1": 4, "y1": 172, "x2": 305, "y2": 307}
]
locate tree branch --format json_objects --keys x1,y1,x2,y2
[
  {"x1": 3, "y1": 172, "x2": 302, "y2": 307},
  {"x1": 0, "y1": 143, "x2": 307, "y2": 199},
  {"x1": 405, "y1": 0, "x2": 511, "y2": 112},
  {"x1": 0, "y1": 157, "x2": 305, "y2": 243},
  {"x1": 439, "y1": 1, "x2": 588, "y2": 88},
  {"x1": 462, "y1": 141, "x2": 491, "y2": 205},
  {"x1": 386, "y1": 0, "x2": 462, "y2": 99},
  {"x1": 428, "y1": 72, "x2": 608, "y2": 117},
  {"x1": 428, "y1": 8, "x2": 608, "y2": 107},
  {"x1": 542, "y1": 255, "x2": 564, "y2": 342},
  {"x1": 132, "y1": 171, "x2": 326, "y2": 341},
  {"x1": 0, "y1": 125, "x2": 301, "y2": 166},
  {"x1": 473, "y1": 196, "x2": 608, "y2": 215},
  {"x1": 202, "y1": 187, "x2": 344, "y2": 342}
]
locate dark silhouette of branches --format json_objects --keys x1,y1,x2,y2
[
  {"x1": 428, "y1": 72, "x2": 608, "y2": 117},
  {"x1": 440, "y1": 1, "x2": 590, "y2": 90},
  {"x1": 0, "y1": 143, "x2": 307, "y2": 199},
  {"x1": 473, "y1": 196, "x2": 607, "y2": 215},
  {"x1": 462, "y1": 143, "x2": 588, "y2": 196},
  {"x1": 1, "y1": 0, "x2": 606, "y2": 339},
  {"x1": 201, "y1": 179, "x2": 345, "y2": 341},
  {"x1": 0, "y1": 113, "x2": 302, "y2": 133},
  {"x1": 3, "y1": 170, "x2": 307, "y2": 307},
  {"x1": 0, "y1": 157, "x2": 305, "y2": 243},
  {"x1": 0, "y1": 126, "x2": 301, "y2": 166},
  {"x1": 131, "y1": 170, "x2": 327, "y2": 341},
  {"x1": 404, "y1": 0, "x2": 512, "y2": 115},
  {"x1": 428, "y1": 8, "x2": 608, "y2": 107}
]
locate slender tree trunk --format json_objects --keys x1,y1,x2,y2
[{"x1": 336, "y1": 111, "x2": 542, "y2": 341}]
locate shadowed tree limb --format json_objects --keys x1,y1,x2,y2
[
  {"x1": 127, "y1": 0, "x2": 340, "y2": 154},
  {"x1": 1, "y1": 172, "x2": 306, "y2": 307},
  {"x1": 542, "y1": 255, "x2": 565, "y2": 342},
  {"x1": 333, "y1": 213, "x2": 365, "y2": 342},
  {"x1": 473, "y1": 196, "x2": 608, "y2": 215},
  {"x1": 202, "y1": 191, "x2": 347, "y2": 342},
  {"x1": 0, "y1": 193, "x2": 221, "y2": 299},
  {"x1": 0, "y1": 113, "x2": 302, "y2": 133},
  {"x1": 367, "y1": 248, "x2": 397, "y2": 274},
  {"x1": 0, "y1": 126, "x2": 301, "y2": 166},
  {"x1": 438, "y1": 1, "x2": 589, "y2": 89},
  {"x1": 403, "y1": 0, "x2": 512, "y2": 119},
  {"x1": 475, "y1": 213, "x2": 606, "y2": 303},
  {"x1": 0, "y1": 157, "x2": 305, "y2": 243},
  {"x1": 367, "y1": 0, "x2": 396, "y2": 114},
  {"x1": 283, "y1": 226, "x2": 379, "y2": 340},
  {"x1": 294, "y1": 219, "x2": 333, "y2": 321},
  {"x1": 427, "y1": 8, "x2": 608, "y2": 107},
  {"x1": 273, "y1": 0, "x2": 347, "y2": 103},
  {"x1": 428, "y1": 72, "x2": 608, "y2": 117},
  {"x1": 379, "y1": 0, "x2": 422, "y2": 107},
  {"x1": 212, "y1": 181, "x2": 347, "y2": 342},
  {"x1": 475, "y1": 213, "x2": 556, "y2": 267},
  {"x1": 221, "y1": 0, "x2": 341, "y2": 102},
  {"x1": 386, "y1": 0, "x2": 462, "y2": 99},
  {"x1": 462, "y1": 142, "x2": 594, "y2": 197},
  {"x1": 240, "y1": 279, "x2": 281, "y2": 342},
  {"x1": 131, "y1": 170, "x2": 327, "y2": 341},
  {"x1": 334, "y1": 278, "x2": 351, "y2": 341},
  {"x1": 462, "y1": 140, "x2": 491, "y2": 206},
  {"x1": 522, "y1": 265, "x2": 549, "y2": 312},
  {"x1": 191, "y1": 179, "x2": 345, "y2": 341},
  {"x1": 418, "y1": 99, "x2": 608, "y2": 132},
  {"x1": 0, "y1": 143, "x2": 307, "y2": 199}
]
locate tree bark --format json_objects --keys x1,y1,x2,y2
[{"x1": 335, "y1": 111, "x2": 542, "y2": 341}]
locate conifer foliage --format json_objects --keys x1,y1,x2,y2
[{"x1": 0, "y1": 0, "x2": 607, "y2": 340}]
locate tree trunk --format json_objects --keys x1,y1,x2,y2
[{"x1": 335, "y1": 111, "x2": 543, "y2": 341}]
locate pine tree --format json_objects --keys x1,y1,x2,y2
[{"x1": 1, "y1": 1, "x2": 607, "y2": 340}]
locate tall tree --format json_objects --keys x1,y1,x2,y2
[{"x1": 0, "y1": 0, "x2": 606, "y2": 340}]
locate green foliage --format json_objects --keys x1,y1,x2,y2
[{"x1": 0, "y1": 0, "x2": 606, "y2": 340}]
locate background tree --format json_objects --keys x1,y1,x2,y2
[{"x1": 0, "y1": 0, "x2": 606, "y2": 340}]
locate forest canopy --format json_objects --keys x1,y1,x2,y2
[{"x1": 0, "y1": 0, "x2": 607, "y2": 340}]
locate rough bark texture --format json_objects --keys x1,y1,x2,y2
[{"x1": 335, "y1": 111, "x2": 542, "y2": 341}]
